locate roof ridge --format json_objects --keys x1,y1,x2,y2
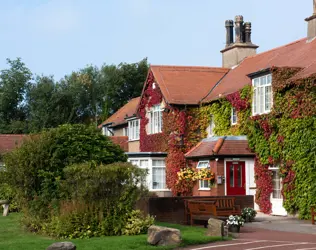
[
  {"x1": 150, "y1": 65, "x2": 229, "y2": 71},
  {"x1": 246, "y1": 37, "x2": 306, "y2": 60}
]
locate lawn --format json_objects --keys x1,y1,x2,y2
[{"x1": 0, "y1": 213, "x2": 228, "y2": 250}]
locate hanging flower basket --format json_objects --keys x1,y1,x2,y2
[{"x1": 198, "y1": 168, "x2": 216, "y2": 186}]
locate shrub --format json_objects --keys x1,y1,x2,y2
[
  {"x1": 43, "y1": 162, "x2": 147, "y2": 238},
  {"x1": 0, "y1": 184, "x2": 18, "y2": 211},
  {"x1": 3, "y1": 124, "x2": 127, "y2": 229},
  {"x1": 122, "y1": 210, "x2": 155, "y2": 236},
  {"x1": 241, "y1": 207, "x2": 257, "y2": 222}
]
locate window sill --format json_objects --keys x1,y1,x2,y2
[
  {"x1": 198, "y1": 188, "x2": 211, "y2": 191},
  {"x1": 150, "y1": 189, "x2": 170, "y2": 192},
  {"x1": 252, "y1": 111, "x2": 271, "y2": 116},
  {"x1": 128, "y1": 139, "x2": 140, "y2": 142}
]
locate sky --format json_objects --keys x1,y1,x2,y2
[{"x1": 0, "y1": 0, "x2": 312, "y2": 80}]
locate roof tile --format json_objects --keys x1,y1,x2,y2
[
  {"x1": 98, "y1": 97, "x2": 140, "y2": 128},
  {"x1": 150, "y1": 65, "x2": 229, "y2": 105},
  {"x1": 203, "y1": 38, "x2": 316, "y2": 102}
]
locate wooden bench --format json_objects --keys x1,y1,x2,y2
[
  {"x1": 187, "y1": 200, "x2": 217, "y2": 227},
  {"x1": 311, "y1": 205, "x2": 316, "y2": 225},
  {"x1": 184, "y1": 197, "x2": 241, "y2": 224}
]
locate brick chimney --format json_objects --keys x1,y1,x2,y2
[
  {"x1": 305, "y1": 0, "x2": 316, "y2": 42},
  {"x1": 221, "y1": 15, "x2": 258, "y2": 68}
]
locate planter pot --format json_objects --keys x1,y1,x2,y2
[
  {"x1": 245, "y1": 216, "x2": 251, "y2": 223},
  {"x1": 229, "y1": 225, "x2": 240, "y2": 233}
]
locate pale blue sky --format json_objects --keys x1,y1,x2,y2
[{"x1": 0, "y1": 0, "x2": 312, "y2": 80}]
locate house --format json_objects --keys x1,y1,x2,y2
[
  {"x1": 98, "y1": 97, "x2": 140, "y2": 152},
  {"x1": 0, "y1": 134, "x2": 25, "y2": 167},
  {"x1": 100, "y1": 2, "x2": 316, "y2": 217}
]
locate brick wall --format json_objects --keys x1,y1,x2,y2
[
  {"x1": 191, "y1": 159, "x2": 225, "y2": 196},
  {"x1": 137, "y1": 195, "x2": 254, "y2": 224}
]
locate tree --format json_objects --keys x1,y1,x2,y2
[
  {"x1": 0, "y1": 58, "x2": 32, "y2": 133},
  {"x1": 99, "y1": 58, "x2": 149, "y2": 120}
]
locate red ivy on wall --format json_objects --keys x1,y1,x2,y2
[
  {"x1": 254, "y1": 157, "x2": 273, "y2": 214},
  {"x1": 226, "y1": 91, "x2": 250, "y2": 111},
  {"x1": 139, "y1": 71, "x2": 167, "y2": 152}
]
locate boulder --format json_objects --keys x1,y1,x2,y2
[
  {"x1": 147, "y1": 225, "x2": 181, "y2": 246},
  {"x1": 206, "y1": 218, "x2": 224, "y2": 237},
  {"x1": 46, "y1": 242, "x2": 76, "y2": 250}
]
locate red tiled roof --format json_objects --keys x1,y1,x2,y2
[
  {"x1": 109, "y1": 136, "x2": 128, "y2": 152},
  {"x1": 98, "y1": 97, "x2": 140, "y2": 128},
  {"x1": 203, "y1": 38, "x2": 316, "y2": 102},
  {"x1": 0, "y1": 134, "x2": 26, "y2": 155},
  {"x1": 185, "y1": 136, "x2": 254, "y2": 158},
  {"x1": 150, "y1": 65, "x2": 229, "y2": 105}
]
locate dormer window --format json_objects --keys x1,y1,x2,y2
[
  {"x1": 128, "y1": 119, "x2": 140, "y2": 141},
  {"x1": 252, "y1": 74, "x2": 272, "y2": 115},
  {"x1": 149, "y1": 105, "x2": 162, "y2": 134},
  {"x1": 231, "y1": 107, "x2": 237, "y2": 125}
]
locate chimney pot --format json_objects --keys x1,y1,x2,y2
[
  {"x1": 225, "y1": 20, "x2": 234, "y2": 46},
  {"x1": 235, "y1": 15, "x2": 244, "y2": 43},
  {"x1": 244, "y1": 22, "x2": 252, "y2": 43},
  {"x1": 306, "y1": 0, "x2": 316, "y2": 41}
]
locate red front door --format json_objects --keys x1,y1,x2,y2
[{"x1": 226, "y1": 161, "x2": 246, "y2": 195}]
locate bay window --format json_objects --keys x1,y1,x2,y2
[
  {"x1": 252, "y1": 74, "x2": 272, "y2": 115},
  {"x1": 128, "y1": 119, "x2": 140, "y2": 141}
]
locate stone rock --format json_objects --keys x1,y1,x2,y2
[
  {"x1": 46, "y1": 242, "x2": 76, "y2": 250},
  {"x1": 147, "y1": 225, "x2": 181, "y2": 246},
  {"x1": 206, "y1": 218, "x2": 224, "y2": 237}
]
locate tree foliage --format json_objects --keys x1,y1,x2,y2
[{"x1": 0, "y1": 57, "x2": 149, "y2": 133}]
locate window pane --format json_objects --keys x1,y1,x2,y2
[
  {"x1": 267, "y1": 74, "x2": 272, "y2": 84},
  {"x1": 265, "y1": 85, "x2": 272, "y2": 112},
  {"x1": 237, "y1": 165, "x2": 242, "y2": 187},
  {"x1": 153, "y1": 160, "x2": 164, "y2": 166},
  {"x1": 254, "y1": 78, "x2": 259, "y2": 87},
  {"x1": 152, "y1": 167, "x2": 166, "y2": 189},
  {"x1": 200, "y1": 180, "x2": 209, "y2": 189},
  {"x1": 272, "y1": 170, "x2": 281, "y2": 199},
  {"x1": 230, "y1": 165, "x2": 234, "y2": 187},
  {"x1": 140, "y1": 160, "x2": 148, "y2": 167},
  {"x1": 198, "y1": 161, "x2": 209, "y2": 168},
  {"x1": 130, "y1": 160, "x2": 139, "y2": 166}
]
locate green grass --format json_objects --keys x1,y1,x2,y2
[{"x1": 0, "y1": 213, "x2": 229, "y2": 250}]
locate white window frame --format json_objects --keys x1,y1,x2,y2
[
  {"x1": 128, "y1": 157, "x2": 168, "y2": 192},
  {"x1": 128, "y1": 119, "x2": 140, "y2": 141},
  {"x1": 269, "y1": 166, "x2": 282, "y2": 200},
  {"x1": 197, "y1": 160, "x2": 211, "y2": 190},
  {"x1": 152, "y1": 159, "x2": 166, "y2": 190},
  {"x1": 207, "y1": 115, "x2": 215, "y2": 137},
  {"x1": 102, "y1": 126, "x2": 113, "y2": 136},
  {"x1": 252, "y1": 73, "x2": 273, "y2": 115},
  {"x1": 123, "y1": 127, "x2": 128, "y2": 136},
  {"x1": 149, "y1": 105, "x2": 163, "y2": 134},
  {"x1": 231, "y1": 107, "x2": 237, "y2": 125}
]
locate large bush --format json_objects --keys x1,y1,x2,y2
[
  {"x1": 2, "y1": 124, "x2": 127, "y2": 224},
  {"x1": 44, "y1": 162, "x2": 148, "y2": 238}
]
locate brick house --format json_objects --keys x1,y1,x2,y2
[
  {"x1": 100, "y1": 2, "x2": 316, "y2": 216},
  {"x1": 0, "y1": 134, "x2": 25, "y2": 167}
]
